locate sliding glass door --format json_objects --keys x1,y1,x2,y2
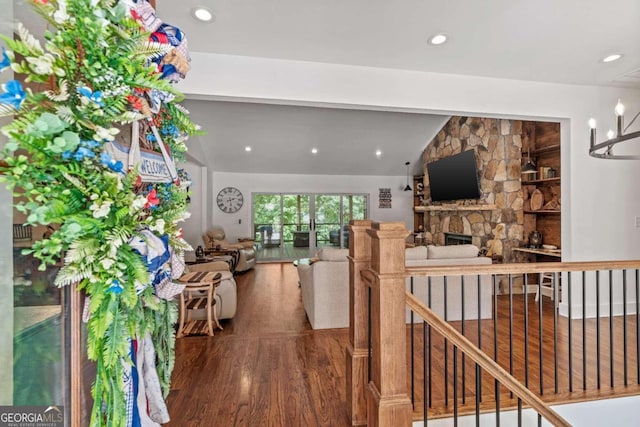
[{"x1": 253, "y1": 193, "x2": 368, "y2": 261}]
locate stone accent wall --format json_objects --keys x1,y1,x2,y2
[{"x1": 421, "y1": 117, "x2": 524, "y2": 262}]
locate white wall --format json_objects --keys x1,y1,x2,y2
[
  {"x1": 181, "y1": 169, "x2": 413, "y2": 246},
  {"x1": 180, "y1": 162, "x2": 208, "y2": 249},
  {"x1": 178, "y1": 52, "x2": 640, "y2": 263}
]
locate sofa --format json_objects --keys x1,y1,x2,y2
[
  {"x1": 296, "y1": 245, "x2": 492, "y2": 330},
  {"x1": 185, "y1": 261, "x2": 237, "y2": 320},
  {"x1": 203, "y1": 226, "x2": 256, "y2": 272},
  {"x1": 297, "y1": 248, "x2": 351, "y2": 329},
  {"x1": 405, "y1": 244, "x2": 492, "y2": 322}
]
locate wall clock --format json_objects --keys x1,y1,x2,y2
[{"x1": 216, "y1": 187, "x2": 244, "y2": 213}]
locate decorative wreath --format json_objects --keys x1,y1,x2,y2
[{"x1": 0, "y1": 0, "x2": 200, "y2": 425}]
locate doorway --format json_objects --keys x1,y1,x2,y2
[{"x1": 253, "y1": 193, "x2": 368, "y2": 261}]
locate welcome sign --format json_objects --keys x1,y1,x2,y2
[{"x1": 104, "y1": 139, "x2": 173, "y2": 182}]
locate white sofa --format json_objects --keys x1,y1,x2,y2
[
  {"x1": 405, "y1": 245, "x2": 493, "y2": 321},
  {"x1": 297, "y1": 248, "x2": 350, "y2": 329},
  {"x1": 297, "y1": 245, "x2": 492, "y2": 330}
]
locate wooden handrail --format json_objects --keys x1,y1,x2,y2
[
  {"x1": 406, "y1": 259, "x2": 640, "y2": 277},
  {"x1": 405, "y1": 292, "x2": 572, "y2": 427}
]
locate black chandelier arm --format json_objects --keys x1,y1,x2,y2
[
  {"x1": 589, "y1": 129, "x2": 640, "y2": 160},
  {"x1": 624, "y1": 111, "x2": 640, "y2": 133}
]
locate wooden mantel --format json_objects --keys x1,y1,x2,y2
[{"x1": 414, "y1": 204, "x2": 497, "y2": 212}]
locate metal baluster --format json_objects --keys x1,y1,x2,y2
[
  {"x1": 624, "y1": 269, "x2": 628, "y2": 386},
  {"x1": 428, "y1": 276, "x2": 433, "y2": 408},
  {"x1": 524, "y1": 272, "x2": 530, "y2": 389},
  {"x1": 411, "y1": 276, "x2": 415, "y2": 408},
  {"x1": 493, "y1": 274, "x2": 500, "y2": 427},
  {"x1": 478, "y1": 274, "x2": 483, "y2": 403},
  {"x1": 445, "y1": 275, "x2": 449, "y2": 407},
  {"x1": 582, "y1": 271, "x2": 587, "y2": 391},
  {"x1": 610, "y1": 270, "x2": 614, "y2": 387},
  {"x1": 636, "y1": 269, "x2": 639, "y2": 386},
  {"x1": 461, "y1": 275, "x2": 466, "y2": 405},
  {"x1": 495, "y1": 378, "x2": 501, "y2": 427},
  {"x1": 553, "y1": 272, "x2": 559, "y2": 394},
  {"x1": 517, "y1": 398, "x2": 522, "y2": 427},
  {"x1": 453, "y1": 345, "x2": 458, "y2": 427},
  {"x1": 538, "y1": 414, "x2": 542, "y2": 427},
  {"x1": 539, "y1": 271, "x2": 544, "y2": 395},
  {"x1": 568, "y1": 271, "x2": 573, "y2": 392},
  {"x1": 494, "y1": 275, "x2": 498, "y2": 363},
  {"x1": 596, "y1": 270, "x2": 601, "y2": 389},
  {"x1": 475, "y1": 363, "x2": 480, "y2": 427},
  {"x1": 424, "y1": 319, "x2": 428, "y2": 426},
  {"x1": 509, "y1": 274, "x2": 514, "y2": 398}
]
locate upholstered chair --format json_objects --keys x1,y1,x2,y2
[{"x1": 203, "y1": 225, "x2": 256, "y2": 272}]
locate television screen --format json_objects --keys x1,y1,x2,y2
[{"x1": 426, "y1": 150, "x2": 481, "y2": 202}]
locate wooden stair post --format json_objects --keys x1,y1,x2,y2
[
  {"x1": 367, "y1": 222, "x2": 412, "y2": 426},
  {"x1": 347, "y1": 219, "x2": 373, "y2": 426}
]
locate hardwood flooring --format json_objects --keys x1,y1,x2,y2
[
  {"x1": 166, "y1": 263, "x2": 352, "y2": 427},
  {"x1": 166, "y1": 264, "x2": 640, "y2": 426}
]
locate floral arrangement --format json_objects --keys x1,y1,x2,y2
[{"x1": 0, "y1": 0, "x2": 199, "y2": 425}]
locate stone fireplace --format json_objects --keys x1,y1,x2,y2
[{"x1": 420, "y1": 117, "x2": 525, "y2": 262}]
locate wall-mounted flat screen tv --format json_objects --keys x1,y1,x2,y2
[{"x1": 426, "y1": 150, "x2": 481, "y2": 202}]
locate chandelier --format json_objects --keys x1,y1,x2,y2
[{"x1": 589, "y1": 99, "x2": 640, "y2": 160}]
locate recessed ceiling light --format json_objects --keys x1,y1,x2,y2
[
  {"x1": 375, "y1": 150, "x2": 382, "y2": 157},
  {"x1": 602, "y1": 54, "x2": 622, "y2": 63},
  {"x1": 429, "y1": 34, "x2": 448, "y2": 45},
  {"x1": 192, "y1": 7, "x2": 215, "y2": 23},
  {"x1": 245, "y1": 146, "x2": 252, "y2": 152},
  {"x1": 311, "y1": 148, "x2": 318, "y2": 154}
]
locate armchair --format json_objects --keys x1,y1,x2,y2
[{"x1": 203, "y1": 225, "x2": 256, "y2": 272}]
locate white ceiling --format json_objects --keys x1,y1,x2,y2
[
  {"x1": 184, "y1": 100, "x2": 450, "y2": 175},
  {"x1": 159, "y1": 0, "x2": 640, "y2": 88},
  {"x1": 158, "y1": 0, "x2": 640, "y2": 175}
]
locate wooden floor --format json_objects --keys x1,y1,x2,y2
[
  {"x1": 166, "y1": 264, "x2": 640, "y2": 426},
  {"x1": 166, "y1": 263, "x2": 352, "y2": 427}
]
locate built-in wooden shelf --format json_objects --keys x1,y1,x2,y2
[
  {"x1": 522, "y1": 177, "x2": 560, "y2": 185},
  {"x1": 524, "y1": 209, "x2": 561, "y2": 214},
  {"x1": 532, "y1": 144, "x2": 560, "y2": 155},
  {"x1": 414, "y1": 204, "x2": 497, "y2": 212}
]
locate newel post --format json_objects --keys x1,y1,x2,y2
[
  {"x1": 347, "y1": 219, "x2": 373, "y2": 426},
  {"x1": 367, "y1": 222, "x2": 412, "y2": 426}
]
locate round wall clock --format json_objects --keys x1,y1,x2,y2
[{"x1": 216, "y1": 187, "x2": 244, "y2": 213}]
